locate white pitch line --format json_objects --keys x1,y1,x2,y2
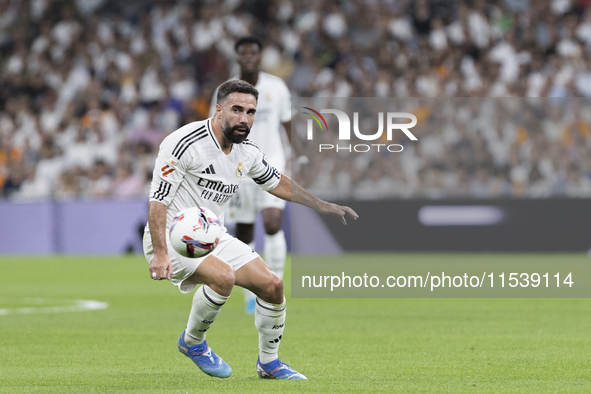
[{"x1": 0, "y1": 299, "x2": 108, "y2": 316}]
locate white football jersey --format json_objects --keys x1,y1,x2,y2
[
  {"x1": 147, "y1": 118, "x2": 281, "y2": 228},
  {"x1": 210, "y1": 72, "x2": 291, "y2": 170}
]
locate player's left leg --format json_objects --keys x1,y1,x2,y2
[
  {"x1": 176, "y1": 255, "x2": 235, "y2": 378},
  {"x1": 235, "y1": 257, "x2": 284, "y2": 361},
  {"x1": 235, "y1": 258, "x2": 306, "y2": 380}
]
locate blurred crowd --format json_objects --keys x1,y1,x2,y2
[{"x1": 0, "y1": 0, "x2": 590, "y2": 201}]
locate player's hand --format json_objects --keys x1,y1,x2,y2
[
  {"x1": 149, "y1": 253, "x2": 173, "y2": 280},
  {"x1": 319, "y1": 202, "x2": 359, "y2": 225}
]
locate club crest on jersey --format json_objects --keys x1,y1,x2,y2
[{"x1": 236, "y1": 162, "x2": 244, "y2": 178}]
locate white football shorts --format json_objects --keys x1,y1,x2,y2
[
  {"x1": 143, "y1": 229, "x2": 260, "y2": 294},
  {"x1": 227, "y1": 178, "x2": 286, "y2": 224}
]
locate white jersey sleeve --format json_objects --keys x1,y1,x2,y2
[
  {"x1": 243, "y1": 140, "x2": 281, "y2": 192},
  {"x1": 149, "y1": 137, "x2": 191, "y2": 206}
]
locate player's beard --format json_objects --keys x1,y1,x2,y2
[{"x1": 221, "y1": 119, "x2": 250, "y2": 144}]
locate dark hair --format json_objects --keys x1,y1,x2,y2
[
  {"x1": 234, "y1": 36, "x2": 263, "y2": 53},
  {"x1": 216, "y1": 80, "x2": 259, "y2": 104}
]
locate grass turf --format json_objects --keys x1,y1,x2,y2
[{"x1": 0, "y1": 254, "x2": 589, "y2": 393}]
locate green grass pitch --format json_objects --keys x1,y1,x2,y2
[{"x1": 0, "y1": 254, "x2": 590, "y2": 393}]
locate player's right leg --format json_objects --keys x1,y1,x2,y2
[
  {"x1": 176, "y1": 255, "x2": 235, "y2": 378},
  {"x1": 144, "y1": 231, "x2": 235, "y2": 378},
  {"x1": 182, "y1": 254, "x2": 235, "y2": 346}
]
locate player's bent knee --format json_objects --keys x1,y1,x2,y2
[
  {"x1": 272, "y1": 275, "x2": 284, "y2": 297},
  {"x1": 210, "y1": 266, "x2": 235, "y2": 296},
  {"x1": 262, "y1": 275, "x2": 283, "y2": 304},
  {"x1": 220, "y1": 268, "x2": 236, "y2": 288}
]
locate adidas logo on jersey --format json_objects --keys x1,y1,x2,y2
[{"x1": 201, "y1": 164, "x2": 216, "y2": 174}]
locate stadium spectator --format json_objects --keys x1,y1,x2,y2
[{"x1": 0, "y1": 0, "x2": 590, "y2": 201}]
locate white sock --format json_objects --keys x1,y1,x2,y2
[
  {"x1": 255, "y1": 297, "x2": 286, "y2": 364},
  {"x1": 244, "y1": 241, "x2": 257, "y2": 305},
  {"x1": 185, "y1": 285, "x2": 229, "y2": 346},
  {"x1": 264, "y1": 230, "x2": 287, "y2": 280}
]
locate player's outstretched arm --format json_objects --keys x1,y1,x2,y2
[
  {"x1": 148, "y1": 201, "x2": 173, "y2": 280},
  {"x1": 269, "y1": 174, "x2": 358, "y2": 225}
]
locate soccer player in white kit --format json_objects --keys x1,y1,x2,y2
[
  {"x1": 210, "y1": 37, "x2": 291, "y2": 314},
  {"x1": 144, "y1": 80, "x2": 357, "y2": 379}
]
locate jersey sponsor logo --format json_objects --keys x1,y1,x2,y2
[
  {"x1": 196, "y1": 177, "x2": 239, "y2": 194},
  {"x1": 161, "y1": 165, "x2": 175, "y2": 177},
  {"x1": 236, "y1": 162, "x2": 244, "y2": 178},
  {"x1": 196, "y1": 177, "x2": 239, "y2": 204}
]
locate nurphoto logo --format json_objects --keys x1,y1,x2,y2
[{"x1": 302, "y1": 107, "x2": 418, "y2": 153}]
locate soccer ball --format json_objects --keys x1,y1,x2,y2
[{"x1": 169, "y1": 207, "x2": 225, "y2": 258}]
